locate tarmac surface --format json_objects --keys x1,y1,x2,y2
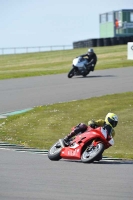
[
  {"x1": 0, "y1": 67, "x2": 133, "y2": 114},
  {"x1": 0, "y1": 149, "x2": 133, "y2": 200},
  {"x1": 0, "y1": 67, "x2": 133, "y2": 200}
]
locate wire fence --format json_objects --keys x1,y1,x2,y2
[{"x1": 0, "y1": 45, "x2": 73, "y2": 55}]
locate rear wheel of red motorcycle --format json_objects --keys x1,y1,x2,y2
[
  {"x1": 81, "y1": 142, "x2": 104, "y2": 163},
  {"x1": 48, "y1": 141, "x2": 62, "y2": 161}
]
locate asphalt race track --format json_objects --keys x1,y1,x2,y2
[
  {"x1": 0, "y1": 67, "x2": 133, "y2": 200},
  {"x1": 0, "y1": 67, "x2": 133, "y2": 114},
  {"x1": 0, "y1": 149, "x2": 133, "y2": 200}
]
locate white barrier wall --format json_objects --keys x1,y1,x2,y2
[{"x1": 127, "y1": 42, "x2": 133, "y2": 60}]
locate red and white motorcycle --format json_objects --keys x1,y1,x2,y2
[{"x1": 48, "y1": 126, "x2": 114, "y2": 163}]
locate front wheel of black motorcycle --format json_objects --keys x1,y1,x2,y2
[
  {"x1": 81, "y1": 142, "x2": 104, "y2": 163},
  {"x1": 48, "y1": 141, "x2": 62, "y2": 161},
  {"x1": 68, "y1": 68, "x2": 75, "y2": 78}
]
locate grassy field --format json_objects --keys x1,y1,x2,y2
[
  {"x1": 0, "y1": 44, "x2": 132, "y2": 80},
  {"x1": 0, "y1": 92, "x2": 133, "y2": 159}
]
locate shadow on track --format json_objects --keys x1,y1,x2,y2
[
  {"x1": 74, "y1": 75, "x2": 116, "y2": 79},
  {"x1": 60, "y1": 159, "x2": 133, "y2": 165},
  {"x1": 68, "y1": 74, "x2": 116, "y2": 79}
]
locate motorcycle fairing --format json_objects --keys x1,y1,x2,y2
[
  {"x1": 73, "y1": 57, "x2": 88, "y2": 68},
  {"x1": 60, "y1": 127, "x2": 110, "y2": 160}
]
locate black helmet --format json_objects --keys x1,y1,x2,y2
[{"x1": 88, "y1": 48, "x2": 94, "y2": 53}]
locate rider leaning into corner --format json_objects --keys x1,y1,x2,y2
[
  {"x1": 63, "y1": 113, "x2": 118, "y2": 160},
  {"x1": 79, "y1": 48, "x2": 97, "y2": 71}
]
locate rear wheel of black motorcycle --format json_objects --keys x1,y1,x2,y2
[
  {"x1": 82, "y1": 71, "x2": 90, "y2": 77},
  {"x1": 48, "y1": 141, "x2": 62, "y2": 161},
  {"x1": 68, "y1": 68, "x2": 74, "y2": 78},
  {"x1": 81, "y1": 142, "x2": 104, "y2": 163}
]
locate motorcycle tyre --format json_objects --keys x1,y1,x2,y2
[
  {"x1": 48, "y1": 141, "x2": 62, "y2": 161},
  {"x1": 68, "y1": 68, "x2": 75, "y2": 78},
  {"x1": 81, "y1": 142, "x2": 104, "y2": 163},
  {"x1": 82, "y1": 70, "x2": 90, "y2": 77}
]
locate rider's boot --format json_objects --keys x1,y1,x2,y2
[
  {"x1": 63, "y1": 131, "x2": 76, "y2": 146},
  {"x1": 63, "y1": 123, "x2": 88, "y2": 145},
  {"x1": 91, "y1": 66, "x2": 94, "y2": 71},
  {"x1": 90, "y1": 64, "x2": 95, "y2": 71}
]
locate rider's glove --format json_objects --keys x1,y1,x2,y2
[
  {"x1": 88, "y1": 120, "x2": 97, "y2": 129},
  {"x1": 90, "y1": 123, "x2": 97, "y2": 129}
]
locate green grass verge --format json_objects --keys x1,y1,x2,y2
[
  {"x1": 0, "y1": 92, "x2": 133, "y2": 159},
  {"x1": 0, "y1": 45, "x2": 133, "y2": 80}
]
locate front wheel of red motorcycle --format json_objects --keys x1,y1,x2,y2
[
  {"x1": 81, "y1": 142, "x2": 104, "y2": 163},
  {"x1": 48, "y1": 141, "x2": 62, "y2": 161}
]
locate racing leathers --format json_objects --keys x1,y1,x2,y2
[
  {"x1": 64, "y1": 119, "x2": 115, "y2": 146},
  {"x1": 79, "y1": 52, "x2": 97, "y2": 71}
]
